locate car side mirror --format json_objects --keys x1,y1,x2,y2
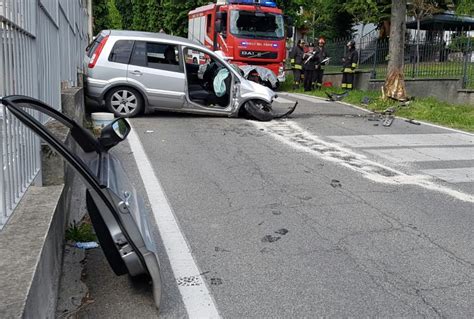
[
  {"x1": 98, "y1": 118, "x2": 131, "y2": 151},
  {"x1": 287, "y1": 27, "x2": 294, "y2": 38}
]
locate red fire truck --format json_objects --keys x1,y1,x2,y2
[{"x1": 188, "y1": 0, "x2": 291, "y2": 86}]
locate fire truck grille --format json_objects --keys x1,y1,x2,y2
[{"x1": 240, "y1": 51, "x2": 278, "y2": 59}]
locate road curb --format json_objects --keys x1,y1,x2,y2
[{"x1": 284, "y1": 92, "x2": 474, "y2": 136}]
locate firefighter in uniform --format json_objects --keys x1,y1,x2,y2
[
  {"x1": 303, "y1": 43, "x2": 317, "y2": 91},
  {"x1": 289, "y1": 39, "x2": 305, "y2": 89},
  {"x1": 314, "y1": 37, "x2": 328, "y2": 90},
  {"x1": 341, "y1": 40, "x2": 358, "y2": 90}
]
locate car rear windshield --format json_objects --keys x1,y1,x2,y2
[{"x1": 86, "y1": 33, "x2": 106, "y2": 58}]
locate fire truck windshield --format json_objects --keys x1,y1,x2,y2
[{"x1": 229, "y1": 10, "x2": 284, "y2": 40}]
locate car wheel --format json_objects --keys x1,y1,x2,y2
[
  {"x1": 106, "y1": 87, "x2": 143, "y2": 118},
  {"x1": 243, "y1": 99, "x2": 274, "y2": 121}
]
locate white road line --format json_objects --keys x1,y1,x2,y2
[
  {"x1": 421, "y1": 167, "x2": 474, "y2": 183},
  {"x1": 253, "y1": 120, "x2": 474, "y2": 203},
  {"x1": 283, "y1": 92, "x2": 331, "y2": 104},
  {"x1": 127, "y1": 125, "x2": 220, "y2": 319},
  {"x1": 274, "y1": 96, "x2": 295, "y2": 104},
  {"x1": 328, "y1": 133, "x2": 473, "y2": 148},
  {"x1": 366, "y1": 147, "x2": 474, "y2": 163}
]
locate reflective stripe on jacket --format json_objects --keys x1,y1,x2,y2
[
  {"x1": 342, "y1": 48, "x2": 358, "y2": 71},
  {"x1": 289, "y1": 45, "x2": 305, "y2": 69}
]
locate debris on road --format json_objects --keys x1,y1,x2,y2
[
  {"x1": 75, "y1": 242, "x2": 99, "y2": 250},
  {"x1": 382, "y1": 116, "x2": 395, "y2": 127},
  {"x1": 330, "y1": 179, "x2": 342, "y2": 188},
  {"x1": 215, "y1": 246, "x2": 231, "y2": 253},
  {"x1": 325, "y1": 91, "x2": 349, "y2": 102},
  {"x1": 262, "y1": 235, "x2": 281, "y2": 243},
  {"x1": 275, "y1": 228, "x2": 289, "y2": 235},
  {"x1": 145, "y1": 130, "x2": 154, "y2": 134},
  {"x1": 244, "y1": 100, "x2": 298, "y2": 121},
  {"x1": 405, "y1": 119, "x2": 421, "y2": 125},
  {"x1": 210, "y1": 278, "x2": 223, "y2": 286},
  {"x1": 361, "y1": 96, "x2": 371, "y2": 105}
]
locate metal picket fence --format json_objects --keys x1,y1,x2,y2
[
  {"x1": 0, "y1": 0, "x2": 90, "y2": 230},
  {"x1": 324, "y1": 28, "x2": 474, "y2": 89}
]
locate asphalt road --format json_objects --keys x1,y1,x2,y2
[{"x1": 79, "y1": 93, "x2": 474, "y2": 318}]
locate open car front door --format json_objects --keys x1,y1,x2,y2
[{"x1": 0, "y1": 96, "x2": 162, "y2": 309}]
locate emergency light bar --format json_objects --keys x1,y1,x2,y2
[{"x1": 227, "y1": 0, "x2": 277, "y2": 7}]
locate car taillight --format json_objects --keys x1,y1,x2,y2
[{"x1": 88, "y1": 36, "x2": 109, "y2": 69}]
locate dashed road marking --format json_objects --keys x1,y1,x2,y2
[
  {"x1": 328, "y1": 133, "x2": 473, "y2": 148},
  {"x1": 252, "y1": 120, "x2": 474, "y2": 203},
  {"x1": 421, "y1": 167, "x2": 474, "y2": 183},
  {"x1": 366, "y1": 147, "x2": 474, "y2": 163}
]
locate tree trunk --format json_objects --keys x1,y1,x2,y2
[{"x1": 383, "y1": 0, "x2": 408, "y2": 101}]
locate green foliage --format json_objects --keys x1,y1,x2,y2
[
  {"x1": 92, "y1": 0, "x2": 109, "y2": 34},
  {"x1": 116, "y1": 0, "x2": 133, "y2": 29},
  {"x1": 131, "y1": 0, "x2": 148, "y2": 31},
  {"x1": 455, "y1": 0, "x2": 474, "y2": 15},
  {"x1": 344, "y1": 0, "x2": 380, "y2": 25},
  {"x1": 65, "y1": 221, "x2": 97, "y2": 243},
  {"x1": 146, "y1": 0, "x2": 162, "y2": 32},
  {"x1": 448, "y1": 36, "x2": 474, "y2": 52},
  {"x1": 161, "y1": 0, "x2": 208, "y2": 36},
  {"x1": 107, "y1": 0, "x2": 123, "y2": 29},
  {"x1": 302, "y1": 0, "x2": 354, "y2": 39}
]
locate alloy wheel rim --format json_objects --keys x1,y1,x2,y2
[{"x1": 111, "y1": 90, "x2": 137, "y2": 115}]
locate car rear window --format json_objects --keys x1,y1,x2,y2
[
  {"x1": 108, "y1": 40, "x2": 134, "y2": 64},
  {"x1": 86, "y1": 34, "x2": 104, "y2": 58}
]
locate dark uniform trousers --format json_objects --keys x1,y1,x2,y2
[
  {"x1": 313, "y1": 47, "x2": 328, "y2": 89},
  {"x1": 342, "y1": 48, "x2": 358, "y2": 90},
  {"x1": 303, "y1": 51, "x2": 317, "y2": 91},
  {"x1": 289, "y1": 46, "x2": 305, "y2": 88}
]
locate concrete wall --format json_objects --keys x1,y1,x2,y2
[
  {"x1": 457, "y1": 89, "x2": 474, "y2": 105},
  {"x1": 0, "y1": 88, "x2": 86, "y2": 318},
  {"x1": 323, "y1": 71, "x2": 373, "y2": 91},
  {"x1": 323, "y1": 71, "x2": 473, "y2": 106},
  {"x1": 368, "y1": 78, "x2": 474, "y2": 105}
]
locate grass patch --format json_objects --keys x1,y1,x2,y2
[
  {"x1": 281, "y1": 74, "x2": 474, "y2": 132},
  {"x1": 65, "y1": 220, "x2": 97, "y2": 242}
]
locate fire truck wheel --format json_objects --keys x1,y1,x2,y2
[{"x1": 243, "y1": 99, "x2": 274, "y2": 121}]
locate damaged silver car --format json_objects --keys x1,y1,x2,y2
[{"x1": 84, "y1": 30, "x2": 296, "y2": 121}]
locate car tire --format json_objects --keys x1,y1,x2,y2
[
  {"x1": 243, "y1": 99, "x2": 274, "y2": 121},
  {"x1": 105, "y1": 87, "x2": 143, "y2": 118}
]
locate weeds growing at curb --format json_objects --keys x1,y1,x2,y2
[{"x1": 65, "y1": 219, "x2": 97, "y2": 242}]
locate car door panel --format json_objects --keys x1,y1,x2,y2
[{"x1": 128, "y1": 41, "x2": 185, "y2": 109}]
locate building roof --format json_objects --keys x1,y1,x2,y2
[{"x1": 406, "y1": 12, "x2": 474, "y2": 31}]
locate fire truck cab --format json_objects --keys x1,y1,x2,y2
[{"x1": 188, "y1": 0, "x2": 290, "y2": 85}]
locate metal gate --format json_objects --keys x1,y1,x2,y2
[{"x1": 0, "y1": 0, "x2": 90, "y2": 229}]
